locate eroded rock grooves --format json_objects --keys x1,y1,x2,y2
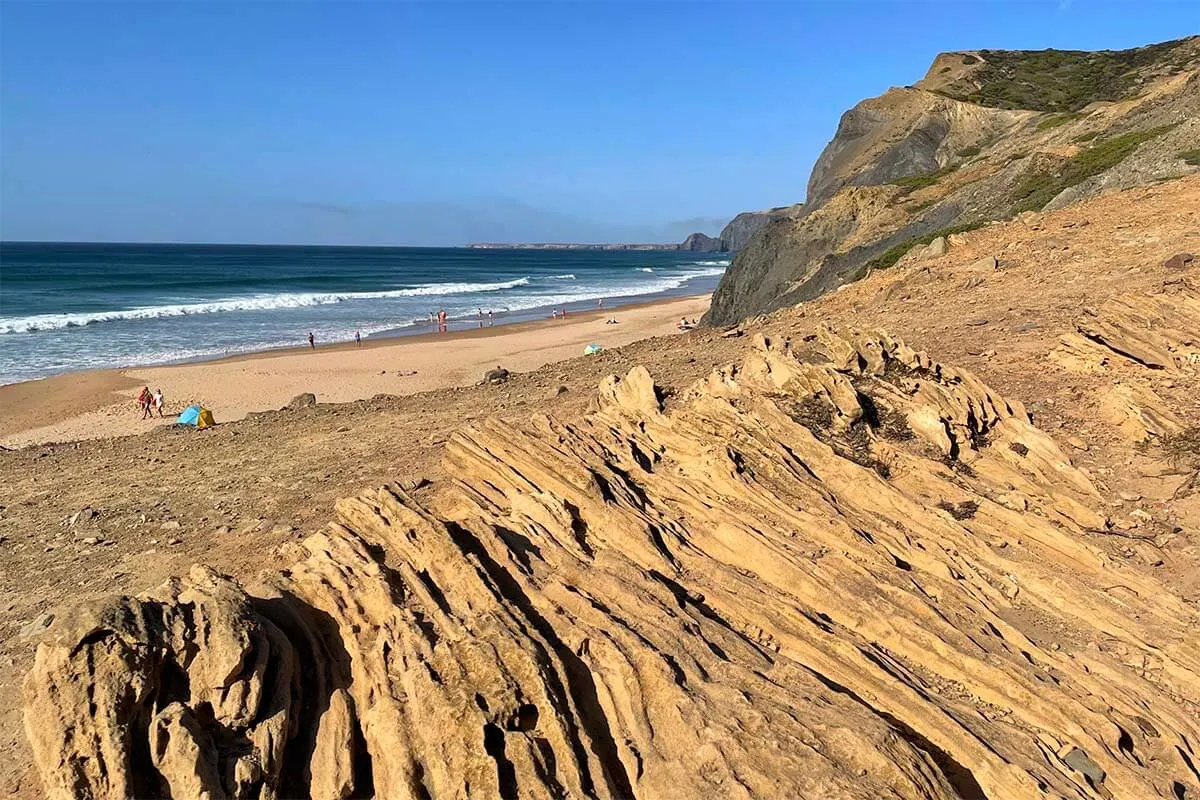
[{"x1": 24, "y1": 330, "x2": 1200, "y2": 800}]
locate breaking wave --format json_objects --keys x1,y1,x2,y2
[{"x1": 0, "y1": 277, "x2": 532, "y2": 333}]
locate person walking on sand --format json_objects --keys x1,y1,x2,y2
[
  {"x1": 136, "y1": 386, "x2": 150, "y2": 415},
  {"x1": 355, "y1": 330, "x2": 362, "y2": 348},
  {"x1": 140, "y1": 387, "x2": 154, "y2": 420},
  {"x1": 153, "y1": 388, "x2": 165, "y2": 418},
  {"x1": 308, "y1": 331, "x2": 315, "y2": 350},
  {"x1": 487, "y1": 309, "x2": 494, "y2": 326}
]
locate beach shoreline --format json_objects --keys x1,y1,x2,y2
[{"x1": 0, "y1": 294, "x2": 710, "y2": 448}]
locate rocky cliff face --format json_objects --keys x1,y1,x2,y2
[
  {"x1": 718, "y1": 206, "x2": 803, "y2": 252},
  {"x1": 705, "y1": 35, "x2": 1200, "y2": 326}
]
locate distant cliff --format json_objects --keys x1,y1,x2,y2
[
  {"x1": 704, "y1": 35, "x2": 1200, "y2": 326},
  {"x1": 679, "y1": 232, "x2": 724, "y2": 252},
  {"x1": 465, "y1": 242, "x2": 680, "y2": 251},
  {"x1": 468, "y1": 208, "x2": 793, "y2": 254},
  {"x1": 718, "y1": 206, "x2": 804, "y2": 252}
]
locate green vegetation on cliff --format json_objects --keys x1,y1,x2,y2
[
  {"x1": 862, "y1": 221, "x2": 986, "y2": 274},
  {"x1": 937, "y1": 38, "x2": 1193, "y2": 112},
  {"x1": 1011, "y1": 123, "x2": 1180, "y2": 212},
  {"x1": 1036, "y1": 112, "x2": 1082, "y2": 131},
  {"x1": 892, "y1": 164, "x2": 958, "y2": 192}
]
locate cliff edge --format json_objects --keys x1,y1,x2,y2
[{"x1": 705, "y1": 36, "x2": 1200, "y2": 326}]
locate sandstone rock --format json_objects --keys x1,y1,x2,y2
[
  {"x1": 68, "y1": 507, "x2": 97, "y2": 527},
  {"x1": 22, "y1": 331, "x2": 1200, "y2": 800},
  {"x1": 19, "y1": 613, "x2": 54, "y2": 641},
  {"x1": 160, "y1": 520, "x2": 181, "y2": 531},
  {"x1": 925, "y1": 235, "x2": 948, "y2": 257},
  {"x1": 969, "y1": 255, "x2": 998, "y2": 271},
  {"x1": 1072, "y1": 287, "x2": 1200, "y2": 371},
  {"x1": 1066, "y1": 435, "x2": 1089, "y2": 451},
  {"x1": 286, "y1": 392, "x2": 318, "y2": 410},
  {"x1": 1163, "y1": 252, "x2": 1194, "y2": 270},
  {"x1": 1100, "y1": 383, "x2": 1184, "y2": 442}
]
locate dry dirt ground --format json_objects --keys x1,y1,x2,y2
[{"x1": 2, "y1": 175, "x2": 1198, "y2": 797}]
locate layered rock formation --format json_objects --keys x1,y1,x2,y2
[
  {"x1": 23, "y1": 326, "x2": 1200, "y2": 799},
  {"x1": 705, "y1": 36, "x2": 1200, "y2": 325}
]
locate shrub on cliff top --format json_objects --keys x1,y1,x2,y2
[{"x1": 935, "y1": 38, "x2": 1192, "y2": 112}]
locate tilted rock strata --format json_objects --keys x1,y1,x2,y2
[{"x1": 24, "y1": 331, "x2": 1200, "y2": 799}]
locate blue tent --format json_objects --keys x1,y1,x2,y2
[{"x1": 177, "y1": 405, "x2": 215, "y2": 428}]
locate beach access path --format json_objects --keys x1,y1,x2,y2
[{"x1": 0, "y1": 295, "x2": 709, "y2": 448}]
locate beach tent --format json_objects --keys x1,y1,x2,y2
[
  {"x1": 583, "y1": 343, "x2": 603, "y2": 355},
  {"x1": 177, "y1": 405, "x2": 215, "y2": 429}
]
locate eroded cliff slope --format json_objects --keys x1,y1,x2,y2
[{"x1": 705, "y1": 36, "x2": 1200, "y2": 325}]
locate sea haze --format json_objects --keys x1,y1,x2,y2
[{"x1": 0, "y1": 242, "x2": 726, "y2": 384}]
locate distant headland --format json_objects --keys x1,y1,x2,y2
[{"x1": 465, "y1": 242, "x2": 682, "y2": 251}]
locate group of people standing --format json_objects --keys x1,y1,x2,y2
[{"x1": 136, "y1": 386, "x2": 165, "y2": 419}]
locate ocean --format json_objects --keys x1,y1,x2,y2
[{"x1": 0, "y1": 242, "x2": 726, "y2": 385}]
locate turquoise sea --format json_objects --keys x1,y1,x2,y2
[{"x1": 0, "y1": 242, "x2": 725, "y2": 385}]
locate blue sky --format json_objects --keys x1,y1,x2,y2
[{"x1": 1, "y1": 1, "x2": 1196, "y2": 245}]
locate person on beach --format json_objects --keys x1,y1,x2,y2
[
  {"x1": 355, "y1": 331, "x2": 362, "y2": 348},
  {"x1": 153, "y1": 389, "x2": 165, "y2": 418},
  {"x1": 598, "y1": 298, "x2": 604, "y2": 308},
  {"x1": 308, "y1": 332, "x2": 315, "y2": 350},
  {"x1": 438, "y1": 309, "x2": 447, "y2": 332},
  {"x1": 561, "y1": 308, "x2": 568, "y2": 319},
  {"x1": 429, "y1": 311, "x2": 436, "y2": 328},
  {"x1": 487, "y1": 309, "x2": 494, "y2": 326},
  {"x1": 140, "y1": 387, "x2": 154, "y2": 419},
  {"x1": 551, "y1": 310, "x2": 558, "y2": 320}
]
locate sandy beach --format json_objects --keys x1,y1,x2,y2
[{"x1": 0, "y1": 294, "x2": 710, "y2": 447}]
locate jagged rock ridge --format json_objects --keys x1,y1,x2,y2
[
  {"x1": 23, "y1": 321, "x2": 1200, "y2": 799},
  {"x1": 705, "y1": 36, "x2": 1200, "y2": 325}
]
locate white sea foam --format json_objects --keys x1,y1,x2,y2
[
  {"x1": 691, "y1": 260, "x2": 731, "y2": 267},
  {"x1": 547, "y1": 273, "x2": 577, "y2": 280},
  {"x1": 0, "y1": 277, "x2": 532, "y2": 333},
  {"x1": 458, "y1": 266, "x2": 727, "y2": 316},
  {"x1": 637, "y1": 267, "x2": 654, "y2": 273}
]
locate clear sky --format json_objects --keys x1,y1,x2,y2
[{"x1": 1, "y1": 1, "x2": 1196, "y2": 245}]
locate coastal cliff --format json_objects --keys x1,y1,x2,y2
[{"x1": 705, "y1": 35, "x2": 1200, "y2": 325}]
